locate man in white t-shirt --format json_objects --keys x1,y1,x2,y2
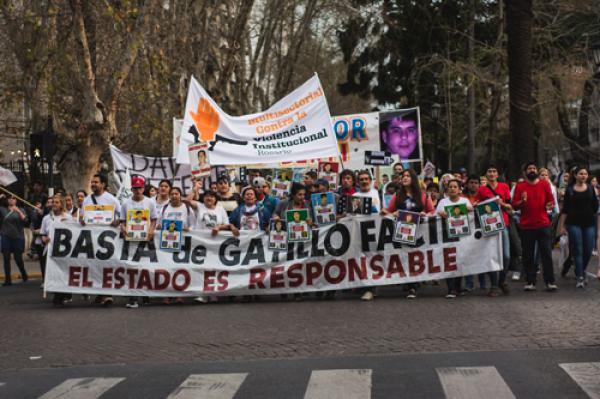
[
  {"x1": 80, "y1": 174, "x2": 121, "y2": 227},
  {"x1": 353, "y1": 170, "x2": 381, "y2": 213}
]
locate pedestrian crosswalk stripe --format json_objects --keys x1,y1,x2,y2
[
  {"x1": 436, "y1": 366, "x2": 516, "y2": 399},
  {"x1": 38, "y1": 377, "x2": 124, "y2": 399},
  {"x1": 304, "y1": 369, "x2": 372, "y2": 399},
  {"x1": 559, "y1": 362, "x2": 600, "y2": 399},
  {"x1": 166, "y1": 373, "x2": 248, "y2": 399}
]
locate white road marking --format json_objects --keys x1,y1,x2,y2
[
  {"x1": 167, "y1": 373, "x2": 248, "y2": 399},
  {"x1": 436, "y1": 366, "x2": 516, "y2": 399},
  {"x1": 38, "y1": 377, "x2": 124, "y2": 399},
  {"x1": 560, "y1": 362, "x2": 600, "y2": 399},
  {"x1": 304, "y1": 369, "x2": 372, "y2": 399}
]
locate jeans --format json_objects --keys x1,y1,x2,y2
[
  {"x1": 566, "y1": 224, "x2": 596, "y2": 279},
  {"x1": 464, "y1": 274, "x2": 486, "y2": 289},
  {"x1": 521, "y1": 227, "x2": 555, "y2": 285}
]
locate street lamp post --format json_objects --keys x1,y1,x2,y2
[{"x1": 431, "y1": 103, "x2": 441, "y2": 171}]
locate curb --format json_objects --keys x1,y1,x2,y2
[{"x1": 0, "y1": 272, "x2": 42, "y2": 282}]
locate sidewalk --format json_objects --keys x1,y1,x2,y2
[{"x1": 0, "y1": 255, "x2": 42, "y2": 281}]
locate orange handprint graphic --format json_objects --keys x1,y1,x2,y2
[{"x1": 190, "y1": 97, "x2": 219, "y2": 142}]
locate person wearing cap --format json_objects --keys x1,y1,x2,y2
[
  {"x1": 253, "y1": 177, "x2": 279, "y2": 215},
  {"x1": 120, "y1": 175, "x2": 158, "y2": 309}
]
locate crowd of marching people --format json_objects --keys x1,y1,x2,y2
[{"x1": 1, "y1": 160, "x2": 599, "y2": 307}]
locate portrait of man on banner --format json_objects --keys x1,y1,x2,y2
[{"x1": 379, "y1": 108, "x2": 422, "y2": 163}]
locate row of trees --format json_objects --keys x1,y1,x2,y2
[{"x1": 0, "y1": 0, "x2": 598, "y2": 191}]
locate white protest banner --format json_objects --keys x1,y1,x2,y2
[
  {"x1": 110, "y1": 145, "x2": 193, "y2": 195},
  {"x1": 45, "y1": 215, "x2": 501, "y2": 297},
  {"x1": 0, "y1": 166, "x2": 17, "y2": 186},
  {"x1": 332, "y1": 112, "x2": 380, "y2": 170},
  {"x1": 176, "y1": 75, "x2": 339, "y2": 165},
  {"x1": 173, "y1": 118, "x2": 183, "y2": 158}
]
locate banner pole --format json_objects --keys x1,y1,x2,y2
[{"x1": 0, "y1": 186, "x2": 38, "y2": 210}]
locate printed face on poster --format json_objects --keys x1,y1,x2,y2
[
  {"x1": 393, "y1": 211, "x2": 421, "y2": 244},
  {"x1": 311, "y1": 192, "x2": 336, "y2": 226},
  {"x1": 160, "y1": 219, "x2": 183, "y2": 252},
  {"x1": 317, "y1": 161, "x2": 339, "y2": 190},
  {"x1": 269, "y1": 220, "x2": 288, "y2": 251},
  {"x1": 476, "y1": 201, "x2": 505, "y2": 235},
  {"x1": 126, "y1": 209, "x2": 150, "y2": 241},
  {"x1": 286, "y1": 209, "x2": 311, "y2": 242},
  {"x1": 445, "y1": 204, "x2": 471, "y2": 238},
  {"x1": 83, "y1": 204, "x2": 115, "y2": 225},
  {"x1": 188, "y1": 142, "x2": 211, "y2": 177},
  {"x1": 379, "y1": 108, "x2": 422, "y2": 163}
]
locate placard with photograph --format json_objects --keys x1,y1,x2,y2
[
  {"x1": 271, "y1": 179, "x2": 291, "y2": 199},
  {"x1": 286, "y1": 209, "x2": 311, "y2": 242},
  {"x1": 311, "y1": 192, "x2": 336, "y2": 226},
  {"x1": 125, "y1": 209, "x2": 150, "y2": 241},
  {"x1": 345, "y1": 195, "x2": 372, "y2": 215},
  {"x1": 445, "y1": 203, "x2": 471, "y2": 237},
  {"x1": 475, "y1": 199, "x2": 505, "y2": 235},
  {"x1": 188, "y1": 142, "x2": 211, "y2": 177},
  {"x1": 317, "y1": 161, "x2": 339, "y2": 190},
  {"x1": 83, "y1": 204, "x2": 115, "y2": 225},
  {"x1": 160, "y1": 219, "x2": 183, "y2": 252},
  {"x1": 269, "y1": 220, "x2": 288, "y2": 251},
  {"x1": 393, "y1": 211, "x2": 421, "y2": 244}
]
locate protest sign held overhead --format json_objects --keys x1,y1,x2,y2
[
  {"x1": 176, "y1": 75, "x2": 340, "y2": 165},
  {"x1": 333, "y1": 112, "x2": 380, "y2": 170},
  {"x1": 379, "y1": 108, "x2": 423, "y2": 164}
]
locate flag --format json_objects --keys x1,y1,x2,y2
[{"x1": 0, "y1": 166, "x2": 17, "y2": 186}]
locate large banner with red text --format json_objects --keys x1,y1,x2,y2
[{"x1": 44, "y1": 215, "x2": 501, "y2": 296}]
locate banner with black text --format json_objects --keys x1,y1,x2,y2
[{"x1": 45, "y1": 215, "x2": 501, "y2": 296}]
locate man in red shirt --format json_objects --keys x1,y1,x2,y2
[
  {"x1": 513, "y1": 162, "x2": 557, "y2": 291},
  {"x1": 476, "y1": 165, "x2": 512, "y2": 296}
]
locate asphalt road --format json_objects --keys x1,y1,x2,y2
[
  {"x1": 1, "y1": 256, "x2": 599, "y2": 398},
  {"x1": 1, "y1": 348, "x2": 599, "y2": 398}
]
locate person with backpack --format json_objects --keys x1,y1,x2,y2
[{"x1": 558, "y1": 166, "x2": 599, "y2": 288}]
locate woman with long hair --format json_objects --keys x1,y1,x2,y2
[
  {"x1": 382, "y1": 169, "x2": 435, "y2": 299},
  {"x1": 558, "y1": 166, "x2": 598, "y2": 288},
  {"x1": 1, "y1": 195, "x2": 29, "y2": 286}
]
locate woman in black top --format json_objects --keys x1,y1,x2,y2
[{"x1": 558, "y1": 166, "x2": 599, "y2": 288}]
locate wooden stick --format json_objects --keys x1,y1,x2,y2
[{"x1": 0, "y1": 186, "x2": 38, "y2": 210}]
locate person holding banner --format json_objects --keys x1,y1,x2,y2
[
  {"x1": 436, "y1": 179, "x2": 473, "y2": 299},
  {"x1": 252, "y1": 177, "x2": 279, "y2": 215},
  {"x1": 193, "y1": 191, "x2": 237, "y2": 236},
  {"x1": 381, "y1": 169, "x2": 434, "y2": 299},
  {"x1": 120, "y1": 176, "x2": 158, "y2": 309},
  {"x1": 353, "y1": 171, "x2": 381, "y2": 213},
  {"x1": 476, "y1": 165, "x2": 512, "y2": 295},
  {"x1": 40, "y1": 195, "x2": 73, "y2": 305},
  {"x1": 157, "y1": 187, "x2": 196, "y2": 232},
  {"x1": 273, "y1": 183, "x2": 313, "y2": 224},
  {"x1": 229, "y1": 187, "x2": 271, "y2": 231},
  {"x1": 1, "y1": 195, "x2": 29, "y2": 286}
]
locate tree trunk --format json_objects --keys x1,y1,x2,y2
[
  {"x1": 467, "y1": 0, "x2": 476, "y2": 173},
  {"x1": 58, "y1": 137, "x2": 105, "y2": 193},
  {"x1": 506, "y1": 0, "x2": 535, "y2": 179}
]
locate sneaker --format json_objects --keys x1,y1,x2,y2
[
  {"x1": 500, "y1": 283, "x2": 510, "y2": 295},
  {"x1": 406, "y1": 289, "x2": 417, "y2": 299},
  {"x1": 361, "y1": 290, "x2": 374, "y2": 301},
  {"x1": 126, "y1": 301, "x2": 139, "y2": 309},
  {"x1": 194, "y1": 296, "x2": 209, "y2": 303},
  {"x1": 511, "y1": 272, "x2": 521, "y2": 281},
  {"x1": 2, "y1": 281, "x2": 12, "y2": 287},
  {"x1": 487, "y1": 288, "x2": 500, "y2": 297},
  {"x1": 175, "y1": 297, "x2": 184, "y2": 304},
  {"x1": 445, "y1": 292, "x2": 457, "y2": 299},
  {"x1": 101, "y1": 297, "x2": 114, "y2": 307},
  {"x1": 546, "y1": 283, "x2": 558, "y2": 291},
  {"x1": 524, "y1": 284, "x2": 536, "y2": 291},
  {"x1": 162, "y1": 298, "x2": 171, "y2": 305},
  {"x1": 576, "y1": 278, "x2": 585, "y2": 289}
]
